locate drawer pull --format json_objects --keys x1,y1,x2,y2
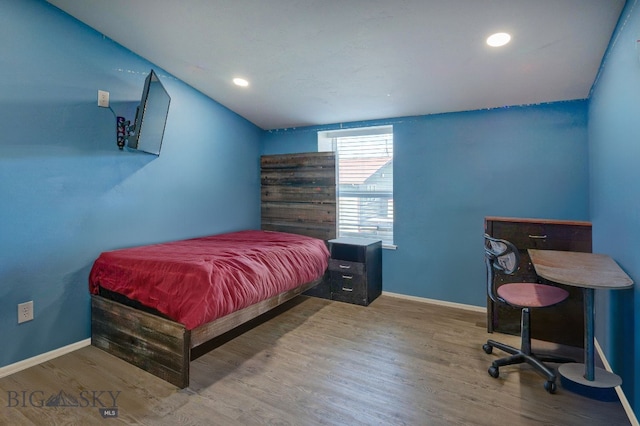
[
  {"x1": 341, "y1": 287, "x2": 354, "y2": 292},
  {"x1": 528, "y1": 234, "x2": 547, "y2": 239},
  {"x1": 338, "y1": 264, "x2": 351, "y2": 269},
  {"x1": 342, "y1": 275, "x2": 353, "y2": 280}
]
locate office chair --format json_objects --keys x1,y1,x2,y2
[{"x1": 483, "y1": 234, "x2": 573, "y2": 393}]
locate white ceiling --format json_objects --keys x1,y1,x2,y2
[{"x1": 47, "y1": 0, "x2": 624, "y2": 130}]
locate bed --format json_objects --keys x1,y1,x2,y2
[
  {"x1": 89, "y1": 230, "x2": 330, "y2": 388},
  {"x1": 89, "y1": 152, "x2": 336, "y2": 388}
]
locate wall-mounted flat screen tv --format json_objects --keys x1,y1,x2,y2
[{"x1": 127, "y1": 70, "x2": 171, "y2": 155}]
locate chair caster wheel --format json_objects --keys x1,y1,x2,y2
[
  {"x1": 482, "y1": 343, "x2": 493, "y2": 354},
  {"x1": 544, "y1": 381, "x2": 557, "y2": 394},
  {"x1": 488, "y1": 365, "x2": 499, "y2": 378}
]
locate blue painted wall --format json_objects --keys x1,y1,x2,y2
[
  {"x1": 262, "y1": 102, "x2": 590, "y2": 306},
  {"x1": 0, "y1": 0, "x2": 262, "y2": 368},
  {"x1": 589, "y1": 0, "x2": 640, "y2": 411}
]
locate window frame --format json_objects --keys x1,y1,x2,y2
[{"x1": 318, "y1": 125, "x2": 395, "y2": 249}]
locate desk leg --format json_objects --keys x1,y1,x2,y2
[
  {"x1": 558, "y1": 288, "x2": 622, "y2": 397},
  {"x1": 584, "y1": 287, "x2": 595, "y2": 381}
]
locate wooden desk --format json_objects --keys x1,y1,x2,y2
[{"x1": 528, "y1": 249, "x2": 633, "y2": 390}]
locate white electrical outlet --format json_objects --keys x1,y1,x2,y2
[
  {"x1": 98, "y1": 90, "x2": 109, "y2": 108},
  {"x1": 18, "y1": 301, "x2": 34, "y2": 324}
]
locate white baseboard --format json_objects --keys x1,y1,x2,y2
[
  {"x1": 595, "y1": 339, "x2": 639, "y2": 425},
  {"x1": 0, "y1": 338, "x2": 91, "y2": 379},
  {"x1": 382, "y1": 291, "x2": 486, "y2": 313}
]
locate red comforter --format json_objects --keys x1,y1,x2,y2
[{"x1": 89, "y1": 230, "x2": 329, "y2": 330}]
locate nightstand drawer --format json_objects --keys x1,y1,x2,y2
[
  {"x1": 328, "y1": 259, "x2": 365, "y2": 275},
  {"x1": 329, "y1": 269, "x2": 365, "y2": 285}
]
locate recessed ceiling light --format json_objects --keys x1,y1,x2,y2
[
  {"x1": 233, "y1": 77, "x2": 249, "y2": 87},
  {"x1": 486, "y1": 32, "x2": 511, "y2": 47}
]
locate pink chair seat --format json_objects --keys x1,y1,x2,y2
[{"x1": 497, "y1": 283, "x2": 569, "y2": 308}]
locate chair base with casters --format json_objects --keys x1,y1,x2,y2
[
  {"x1": 483, "y1": 235, "x2": 575, "y2": 394},
  {"x1": 483, "y1": 304, "x2": 575, "y2": 394}
]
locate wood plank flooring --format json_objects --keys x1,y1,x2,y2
[{"x1": 0, "y1": 295, "x2": 632, "y2": 425}]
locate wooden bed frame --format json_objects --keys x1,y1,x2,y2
[
  {"x1": 90, "y1": 152, "x2": 336, "y2": 388},
  {"x1": 91, "y1": 278, "x2": 322, "y2": 388}
]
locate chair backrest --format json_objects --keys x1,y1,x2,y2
[{"x1": 484, "y1": 234, "x2": 521, "y2": 304}]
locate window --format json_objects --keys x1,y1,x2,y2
[{"x1": 318, "y1": 125, "x2": 394, "y2": 247}]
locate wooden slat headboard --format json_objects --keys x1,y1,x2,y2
[{"x1": 261, "y1": 152, "x2": 336, "y2": 241}]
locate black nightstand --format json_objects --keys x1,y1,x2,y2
[{"x1": 328, "y1": 237, "x2": 382, "y2": 306}]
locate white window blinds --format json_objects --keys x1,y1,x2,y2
[{"x1": 318, "y1": 126, "x2": 394, "y2": 246}]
